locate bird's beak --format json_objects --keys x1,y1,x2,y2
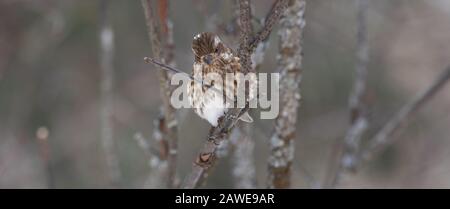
[{"x1": 203, "y1": 55, "x2": 213, "y2": 65}]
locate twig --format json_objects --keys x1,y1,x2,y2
[
  {"x1": 144, "y1": 57, "x2": 202, "y2": 84},
  {"x1": 325, "y1": 0, "x2": 369, "y2": 188},
  {"x1": 181, "y1": 0, "x2": 289, "y2": 189},
  {"x1": 99, "y1": 0, "x2": 122, "y2": 187},
  {"x1": 267, "y1": 0, "x2": 306, "y2": 189},
  {"x1": 141, "y1": 0, "x2": 179, "y2": 188},
  {"x1": 248, "y1": 0, "x2": 289, "y2": 52},
  {"x1": 144, "y1": 57, "x2": 227, "y2": 98},
  {"x1": 356, "y1": 66, "x2": 450, "y2": 169}
]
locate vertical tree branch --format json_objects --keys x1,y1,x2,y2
[
  {"x1": 228, "y1": 0, "x2": 257, "y2": 189},
  {"x1": 357, "y1": 67, "x2": 450, "y2": 169},
  {"x1": 325, "y1": 0, "x2": 369, "y2": 188},
  {"x1": 181, "y1": 0, "x2": 288, "y2": 189},
  {"x1": 99, "y1": 0, "x2": 122, "y2": 187},
  {"x1": 141, "y1": 0, "x2": 179, "y2": 188},
  {"x1": 267, "y1": 0, "x2": 306, "y2": 189}
]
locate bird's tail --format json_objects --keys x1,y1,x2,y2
[{"x1": 239, "y1": 112, "x2": 253, "y2": 123}]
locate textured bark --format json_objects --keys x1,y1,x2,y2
[
  {"x1": 249, "y1": 0, "x2": 289, "y2": 52},
  {"x1": 267, "y1": 0, "x2": 306, "y2": 189},
  {"x1": 237, "y1": 0, "x2": 253, "y2": 73}
]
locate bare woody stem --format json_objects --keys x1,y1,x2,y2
[
  {"x1": 237, "y1": 0, "x2": 253, "y2": 73},
  {"x1": 141, "y1": 0, "x2": 178, "y2": 188},
  {"x1": 356, "y1": 66, "x2": 450, "y2": 169},
  {"x1": 325, "y1": 0, "x2": 369, "y2": 188},
  {"x1": 144, "y1": 57, "x2": 202, "y2": 85},
  {"x1": 99, "y1": 0, "x2": 122, "y2": 187},
  {"x1": 267, "y1": 0, "x2": 306, "y2": 189},
  {"x1": 229, "y1": 0, "x2": 257, "y2": 189},
  {"x1": 248, "y1": 0, "x2": 289, "y2": 52},
  {"x1": 181, "y1": 0, "x2": 289, "y2": 189}
]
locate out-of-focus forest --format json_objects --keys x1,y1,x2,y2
[{"x1": 1, "y1": 0, "x2": 450, "y2": 188}]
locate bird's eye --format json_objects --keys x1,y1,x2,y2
[{"x1": 214, "y1": 48, "x2": 219, "y2": 53}]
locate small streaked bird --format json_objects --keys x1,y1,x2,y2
[{"x1": 187, "y1": 32, "x2": 256, "y2": 126}]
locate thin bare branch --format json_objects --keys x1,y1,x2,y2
[
  {"x1": 356, "y1": 66, "x2": 450, "y2": 169},
  {"x1": 99, "y1": 0, "x2": 121, "y2": 187},
  {"x1": 144, "y1": 57, "x2": 199, "y2": 83},
  {"x1": 325, "y1": 0, "x2": 369, "y2": 188},
  {"x1": 248, "y1": 0, "x2": 289, "y2": 52},
  {"x1": 141, "y1": 0, "x2": 178, "y2": 188},
  {"x1": 144, "y1": 57, "x2": 228, "y2": 99},
  {"x1": 267, "y1": 0, "x2": 306, "y2": 189}
]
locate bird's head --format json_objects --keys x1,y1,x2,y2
[{"x1": 192, "y1": 32, "x2": 233, "y2": 66}]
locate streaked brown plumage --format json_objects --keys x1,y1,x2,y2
[{"x1": 187, "y1": 32, "x2": 256, "y2": 126}]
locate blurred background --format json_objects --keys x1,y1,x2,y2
[{"x1": 1, "y1": 0, "x2": 450, "y2": 188}]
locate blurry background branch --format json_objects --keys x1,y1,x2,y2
[
  {"x1": 267, "y1": 0, "x2": 306, "y2": 189},
  {"x1": 141, "y1": 0, "x2": 179, "y2": 188},
  {"x1": 134, "y1": 118, "x2": 168, "y2": 188},
  {"x1": 325, "y1": 0, "x2": 369, "y2": 188},
  {"x1": 182, "y1": 0, "x2": 289, "y2": 189},
  {"x1": 356, "y1": 66, "x2": 450, "y2": 170},
  {"x1": 99, "y1": 0, "x2": 122, "y2": 187}
]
